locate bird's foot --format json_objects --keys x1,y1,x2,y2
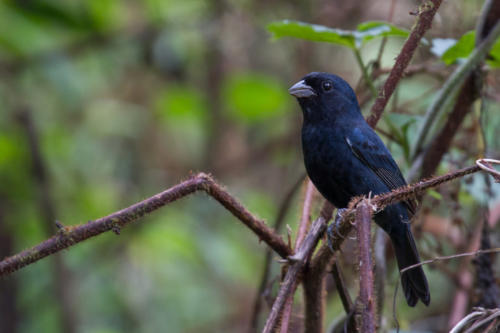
[{"x1": 327, "y1": 208, "x2": 348, "y2": 252}]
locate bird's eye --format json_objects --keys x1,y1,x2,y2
[{"x1": 322, "y1": 81, "x2": 333, "y2": 91}]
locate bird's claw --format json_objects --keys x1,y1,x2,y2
[{"x1": 327, "y1": 208, "x2": 348, "y2": 253}]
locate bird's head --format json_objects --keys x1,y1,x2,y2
[{"x1": 288, "y1": 72, "x2": 362, "y2": 123}]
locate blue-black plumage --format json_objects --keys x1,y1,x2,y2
[{"x1": 289, "y1": 72, "x2": 430, "y2": 307}]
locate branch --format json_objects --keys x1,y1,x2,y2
[
  {"x1": 476, "y1": 159, "x2": 500, "y2": 182},
  {"x1": 0, "y1": 173, "x2": 291, "y2": 276},
  {"x1": 331, "y1": 260, "x2": 353, "y2": 314},
  {"x1": 374, "y1": 229, "x2": 388, "y2": 330},
  {"x1": 366, "y1": 0, "x2": 443, "y2": 128},
  {"x1": 355, "y1": 201, "x2": 376, "y2": 333},
  {"x1": 419, "y1": 0, "x2": 500, "y2": 178},
  {"x1": 412, "y1": 19, "x2": 500, "y2": 158},
  {"x1": 262, "y1": 203, "x2": 334, "y2": 333},
  {"x1": 249, "y1": 174, "x2": 304, "y2": 333},
  {"x1": 419, "y1": 75, "x2": 480, "y2": 179},
  {"x1": 309, "y1": 160, "x2": 496, "y2": 310},
  {"x1": 400, "y1": 247, "x2": 500, "y2": 275},
  {"x1": 279, "y1": 178, "x2": 314, "y2": 333}
]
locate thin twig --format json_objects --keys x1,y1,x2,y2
[
  {"x1": 296, "y1": 179, "x2": 316, "y2": 248},
  {"x1": 450, "y1": 309, "x2": 487, "y2": 333},
  {"x1": 476, "y1": 158, "x2": 500, "y2": 182},
  {"x1": 331, "y1": 260, "x2": 353, "y2": 314},
  {"x1": 249, "y1": 174, "x2": 305, "y2": 332},
  {"x1": 302, "y1": 202, "x2": 335, "y2": 333},
  {"x1": 374, "y1": 0, "x2": 397, "y2": 67},
  {"x1": 0, "y1": 173, "x2": 292, "y2": 276},
  {"x1": 400, "y1": 247, "x2": 500, "y2": 275},
  {"x1": 262, "y1": 203, "x2": 334, "y2": 333},
  {"x1": 366, "y1": 0, "x2": 443, "y2": 128},
  {"x1": 353, "y1": 48, "x2": 377, "y2": 97},
  {"x1": 279, "y1": 178, "x2": 315, "y2": 332}
]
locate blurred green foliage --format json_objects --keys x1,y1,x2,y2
[{"x1": 0, "y1": 0, "x2": 499, "y2": 332}]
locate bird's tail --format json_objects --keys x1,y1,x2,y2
[{"x1": 390, "y1": 226, "x2": 430, "y2": 307}]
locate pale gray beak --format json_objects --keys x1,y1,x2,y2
[{"x1": 288, "y1": 80, "x2": 316, "y2": 98}]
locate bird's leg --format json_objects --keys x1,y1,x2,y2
[{"x1": 327, "y1": 208, "x2": 348, "y2": 252}]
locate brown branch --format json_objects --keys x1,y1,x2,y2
[
  {"x1": 249, "y1": 174, "x2": 305, "y2": 333},
  {"x1": 305, "y1": 161, "x2": 494, "y2": 330},
  {"x1": 262, "y1": 203, "x2": 333, "y2": 333},
  {"x1": 374, "y1": 228, "x2": 388, "y2": 328},
  {"x1": 302, "y1": 253, "x2": 334, "y2": 333},
  {"x1": 355, "y1": 201, "x2": 376, "y2": 333},
  {"x1": 366, "y1": 0, "x2": 443, "y2": 128},
  {"x1": 278, "y1": 179, "x2": 316, "y2": 333},
  {"x1": 316, "y1": 162, "x2": 494, "y2": 257},
  {"x1": 331, "y1": 260, "x2": 353, "y2": 314},
  {"x1": 296, "y1": 180, "x2": 316, "y2": 248},
  {"x1": 420, "y1": 75, "x2": 481, "y2": 179},
  {"x1": 417, "y1": 0, "x2": 500, "y2": 177},
  {"x1": 0, "y1": 173, "x2": 291, "y2": 276}
]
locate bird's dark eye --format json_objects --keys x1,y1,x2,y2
[{"x1": 322, "y1": 81, "x2": 333, "y2": 91}]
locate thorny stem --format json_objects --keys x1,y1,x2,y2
[
  {"x1": 296, "y1": 179, "x2": 316, "y2": 248},
  {"x1": 277, "y1": 178, "x2": 315, "y2": 332},
  {"x1": 0, "y1": 173, "x2": 291, "y2": 276},
  {"x1": 355, "y1": 201, "x2": 376, "y2": 333},
  {"x1": 307, "y1": 161, "x2": 497, "y2": 329},
  {"x1": 249, "y1": 174, "x2": 304, "y2": 332},
  {"x1": 1, "y1": 159, "x2": 498, "y2": 330},
  {"x1": 374, "y1": 228, "x2": 388, "y2": 328},
  {"x1": 262, "y1": 203, "x2": 333, "y2": 333},
  {"x1": 366, "y1": 0, "x2": 443, "y2": 128}
]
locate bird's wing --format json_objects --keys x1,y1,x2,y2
[{"x1": 345, "y1": 127, "x2": 417, "y2": 217}]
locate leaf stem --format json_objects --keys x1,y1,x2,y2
[{"x1": 354, "y1": 48, "x2": 377, "y2": 97}]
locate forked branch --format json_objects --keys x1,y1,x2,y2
[{"x1": 0, "y1": 173, "x2": 292, "y2": 276}]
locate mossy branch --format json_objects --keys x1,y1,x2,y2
[{"x1": 0, "y1": 173, "x2": 292, "y2": 276}]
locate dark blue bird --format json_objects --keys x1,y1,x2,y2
[{"x1": 289, "y1": 72, "x2": 430, "y2": 307}]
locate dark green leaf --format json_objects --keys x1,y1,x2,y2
[
  {"x1": 441, "y1": 31, "x2": 475, "y2": 65},
  {"x1": 267, "y1": 20, "x2": 409, "y2": 49}
]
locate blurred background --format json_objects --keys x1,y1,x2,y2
[{"x1": 0, "y1": 0, "x2": 499, "y2": 332}]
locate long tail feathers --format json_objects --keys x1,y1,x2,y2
[{"x1": 391, "y1": 227, "x2": 430, "y2": 307}]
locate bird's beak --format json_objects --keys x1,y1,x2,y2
[{"x1": 288, "y1": 80, "x2": 316, "y2": 98}]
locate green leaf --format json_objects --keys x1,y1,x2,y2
[
  {"x1": 441, "y1": 31, "x2": 475, "y2": 65},
  {"x1": 267, "y1": 20, "x2": 409, "y2": 49},
  {"x1": 430, "y1": 38, "x2": 458, "y2": 58},
  {"x1": 432, "y1": 31, "x2": 500, "y2": 68},
  {"x1": 356, "y1": 21, "x2": 409, "y2": 42},
  {"x1": 488, "y1": 36, "x2": 500, "y2": 67}
]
